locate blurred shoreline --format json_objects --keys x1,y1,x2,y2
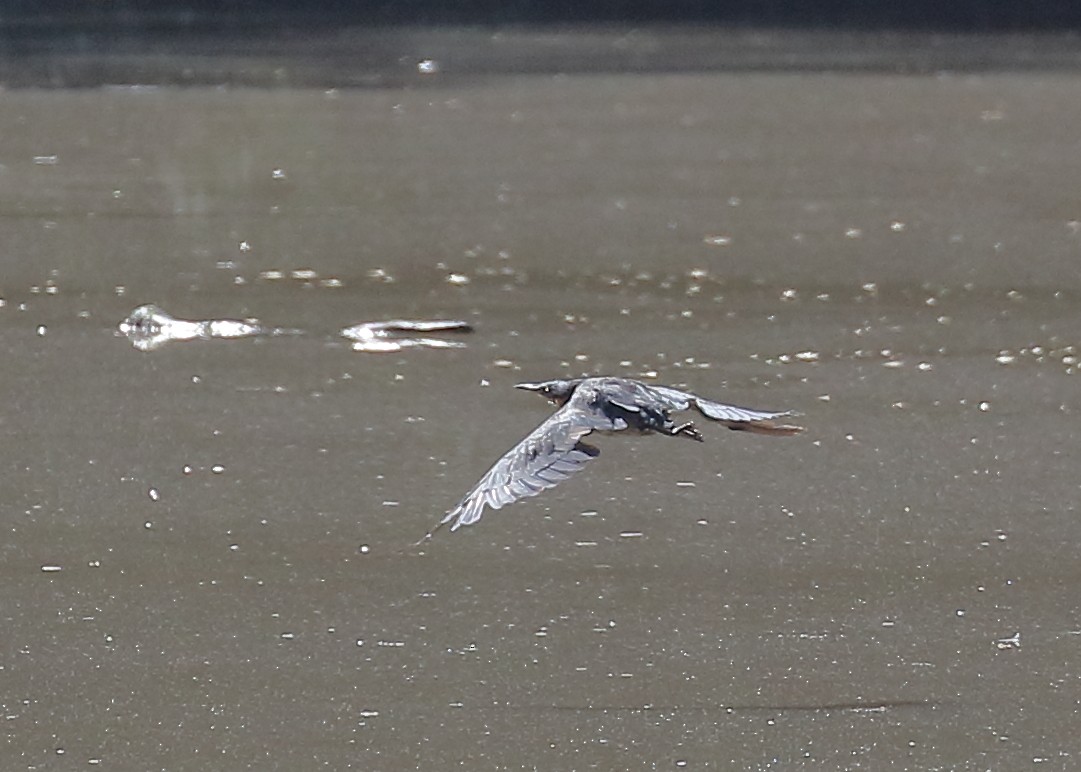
[{"x1": 2, "y1": 26, "x2": 1081, "y2": 88}]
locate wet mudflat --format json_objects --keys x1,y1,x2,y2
[{"x1": 2, "y1": 36, "x2": 1081, "y2": 770}]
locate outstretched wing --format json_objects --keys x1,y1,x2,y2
[
  {"x1": 427, "y1": 405, "x2": 612, "y2": 538},
  {"x1": 647, "y1": 384, "x2": 803, "y2": 436}
]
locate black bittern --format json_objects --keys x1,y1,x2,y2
[{"x1": 417, "y1": 376, "x2": 802, "y2": 543}]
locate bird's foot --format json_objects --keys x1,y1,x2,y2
[{"x1": 673, "y1": 422, "x2": 704, "y2": 442}]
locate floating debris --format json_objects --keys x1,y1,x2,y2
[
  {"x1": 775, "y1": 350, "x2": 820, "y2": 364},
  {"x1": 120, "y1": 305, "x2": 473, "y2": 354},
  {"x1": 117, "y1": 304, "x2": 302, "y2": 352},
  {"x1": 994, "y1": 632, "x2": 1021, "y2": 650},
  {"x1": 340, "y1": 319, "x2": 472, "y2": 353}
]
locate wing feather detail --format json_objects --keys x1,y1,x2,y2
[{"x1": 438, "y1": 407, "x2": 604, "y2": 532}]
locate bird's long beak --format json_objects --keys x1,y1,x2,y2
[{"x1": 514, "y1": 382, "x2": 545, "y2": 392}]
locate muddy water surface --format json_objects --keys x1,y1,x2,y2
[{"x1": 2, "y1": 57, "x2": 1080, "y2": 770}]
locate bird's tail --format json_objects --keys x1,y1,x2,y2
[
  {"x1": 690, "y1": 395, "x2": 804, "y2": 436},
  {"x1": 724, "y1": 418, "x2": 803, "y2": 436}
]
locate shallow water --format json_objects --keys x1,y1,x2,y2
[{"x1": 3, "y1": 48, "x2": 1081, "y2": 770}]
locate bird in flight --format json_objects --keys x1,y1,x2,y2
[{"x1": 417, "y1": 376, "x2": 801, "y2": 543}]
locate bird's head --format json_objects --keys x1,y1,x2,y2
[{"x1": 515, "y1": 378, "x2": 581, "y2": 406}]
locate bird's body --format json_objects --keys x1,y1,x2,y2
[{"x1": 418, "y1": 376, "x2": 801, "y2": 543}]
